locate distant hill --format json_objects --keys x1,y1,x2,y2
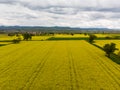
[
  {"x1": 0, "y1": 26, "x2": 110, "y2": 31},
  {"x1": 0, "y1": 26, "x2": 120, "y2": 33}
]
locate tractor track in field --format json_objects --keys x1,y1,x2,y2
[
  {"x1": 20, "y1": 43, "x2": 55, "y2": 90},
  {"x1": 94, "y1": 52, "x2": 120, "y2": 87},
  {"x1": 0, "y1": 44, "x2": 50, "y2": 86},
  {"x1": 0, "y1": 48, "x2": 40, "y2": 87},
  {"x1": 0, "y1": 43, "x2": 29, "y2": 73},
  {"x1": 0, "y1": 43, "x2": 47, "y2": 75},
  {"x1": 94, "y1": 41, "x2": 120, "y2": 71},
  {"x1": 91, "y1": 55, "x2": 118, "y2": 89},
  {"x1": 83, "y1": 46, "x2": 118, "y2": 89},
  {"x1": 66, "y1": 45, "x2": 80, "y2": 90},
  {"x1": 85, "y1": 45, "x2": 120, "y2": 88},
  {"x1": 95, "y1": 55, "x2": 120, "y2": 88},
  {"x1": 0, "y1": 46, "x2": 38, "y2": 75},
  {"x1": 91, "y1": 45, "x2": 120, "y2": 83},
  {"x1": 93, "y1": 42, "x2": 120, "y2": 73}
]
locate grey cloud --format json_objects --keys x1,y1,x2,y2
[
  {"x1": 84, "y1": 12, "x2": 120, "y2": 21},
  {"x1": 90, "y1": 14, "x2": 106, "y2": 20},
  {"x1": 16, "y1": 14, "x2": 37, "y2": 19},
  {"x1": 0, "y1": 0, "x2": 120, "y2": 28},
  {"x1": 45, "y1": 7, "x2": 78, "y2": 15},
  {"x1": 21, "y1": 6, "x2": 120, "y2": 16},
  {"x1": 109, "y1": 13, "x2": 120, "y2": 19},
  {"x1": 0, "y1": 0, "x2": 120, "y2": 14},
  {"x1": 78, "y1": 7, "x2": 120, "y2": 13},
  {"x1": 13, "y1": 13, "x2": 37, "y2": 19},
  {"x1": 0, "y1": 0, "x2": 18, "y2": 4},
  {"x1": 96, "y1": 8, "x2": 120, "y2": 12},
  {"x1": 4, "y1": 12, "x2": 38, "y2": 20},
  {"x1": 20, "y1": 0, "x2": 120, "y2": 13}
]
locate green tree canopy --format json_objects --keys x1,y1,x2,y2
[{"x1": 103, "y1": 43, "x2": 118, "y2": 57}]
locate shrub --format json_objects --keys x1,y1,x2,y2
[
  {"x1": 105, "y1": 36, "x2": 111, "y2": 39},
  {"x1": 12, "y1": 37, "x2": 21, "y2": 44}
]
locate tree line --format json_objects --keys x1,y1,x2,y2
[
  {"x1": 12, "y1": 32, "x2": 33, "y2": 43},
  {"x1": 87, "y1": 34, "x2": 119, "y2": 58}
]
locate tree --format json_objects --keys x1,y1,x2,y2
[
  {"x1": 71, "y1": 33, "x2": 74, "y2": 36},
  {"x1": 118, "y1": 51, "x2": 120, "y2": 57},
  {"x1": 8, "y1": 33, "x2": 15, "y2": 36},
  {"x1": 84, "y1": 33, "x2": 87, "y2": 36},
  {"x1": 88, "y1": 34, "x2": 97, "y2": 43},
  {"x1": 23, "y1": 32, "x2": 32, "y2": 41},
  {"x1": 12, "y1": 34, "x2": 21, "y2": 44},
  {"x1": 12, "y1": 37, "x2": 21, "y2": 44},
  {"x1": 103, "y1": 43, "x2": 118, "y2": 57}
]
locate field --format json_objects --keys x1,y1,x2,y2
[
  {"x1": 0, "y1": 34, "x2": 14, "y2": 41},
  {"x1": 95, "y1": 40, "x2": 120, "y2": 54},
  {"x1": 0, "y1": 33, "x2": 120, "y2": 41},
  {"x1": 0, "y1": 40, "x2": 120, "y2": 89},
  {"x1": 54, "y1": 34, "x2": 120, "y2": 38}
]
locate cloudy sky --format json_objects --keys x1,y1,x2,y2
[{"x1": 0, "y1": 0, "x2": 120, "y2": 28}]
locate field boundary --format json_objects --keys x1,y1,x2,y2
[{"x1": 90, "y1": 42, "x2": 120, "y2": 64}]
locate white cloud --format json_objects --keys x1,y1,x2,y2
[{"x1": 0, "y1": 0, "x2": 120, "y2": 28}]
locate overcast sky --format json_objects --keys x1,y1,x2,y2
[{"x1": 0, "y1": 0, "x2": 120, "y2": 28}]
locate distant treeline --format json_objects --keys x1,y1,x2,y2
[
  {"x1": 7, "y1": 32, "x2": 55, "y2": 36},
  {"x1": 0, "y1": 26, "x2": 120, "y2": 34},
  {"x1": 2, "y1": 30, "x2": 120, "y2": 36}
]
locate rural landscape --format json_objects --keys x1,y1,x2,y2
[
  {"x1": 0, "y1": 27, "x2": 120, "y2": 90},
  {"x1": 0, "y1": 0, "x2": 120, "y2": 90}
]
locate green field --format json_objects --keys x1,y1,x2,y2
[{"x1": 0, "y1": 40, "x2": 120, "y2": 89}]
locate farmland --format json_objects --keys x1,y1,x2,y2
[
  {"x1": 0, "y1": 33, "x2": 120, "y2": 42},
  {"x1": 0, "y1": 40, "x2": 120, "y2": 89},
  {"x1": 94, "y1": 40, "x2": 120, "y2": 54}
]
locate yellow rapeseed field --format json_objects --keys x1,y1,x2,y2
[
  {"x1": 0, "y1": 40, "x2": 120, "y2": 89},
  {"x1": 32, "y1": 36, "x2": 51, "y2": 40},
  {"x1": 54, "y1": 34, "x2": 88, "y2": 38},
  {"x1": 95, "y1": 40, "x2": 120, "y2": 54}
]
